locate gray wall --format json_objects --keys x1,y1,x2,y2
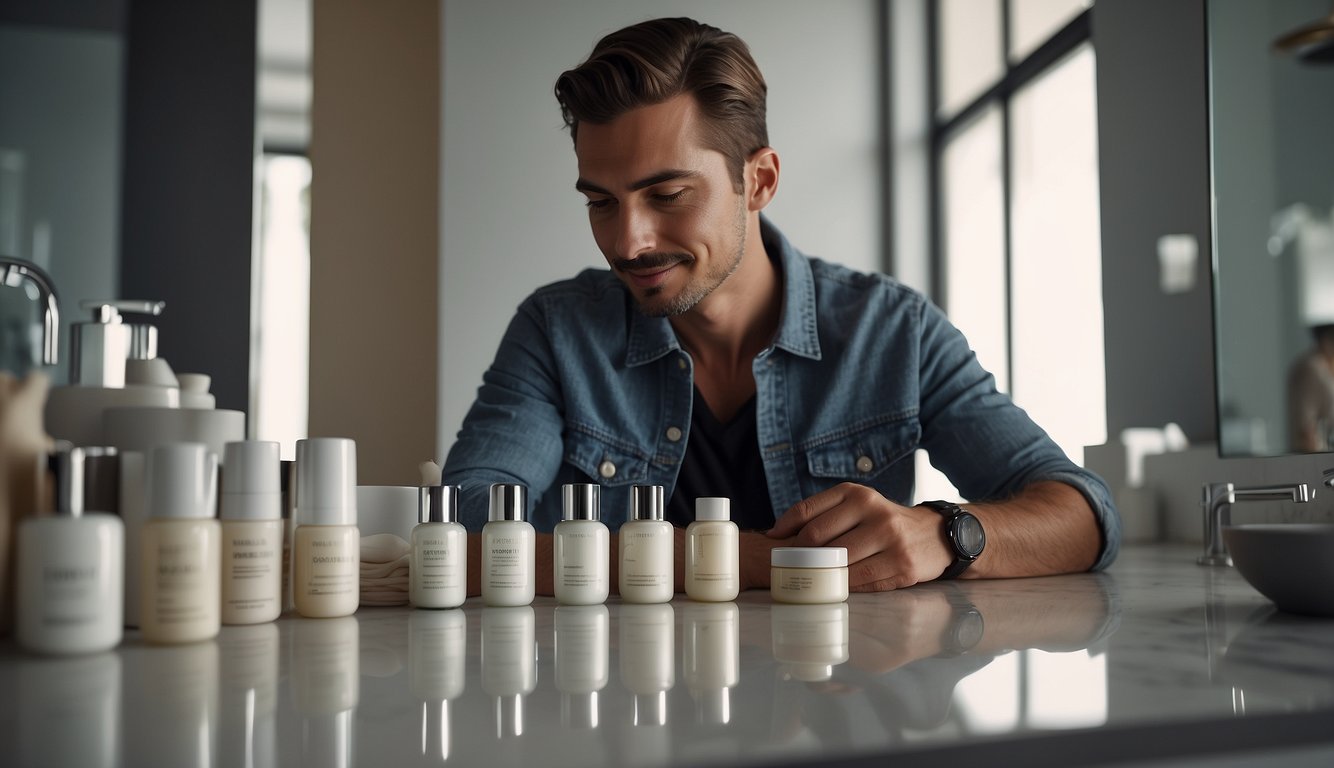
[
  {"x1": 1094, "y1": 0, "x2": 1217, "y2": 443},
  {"x1": 438, "y1": 0, "x2": 885, "y2": 457}
]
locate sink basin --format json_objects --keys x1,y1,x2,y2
[{"x1": 1222, "y1": 524, "x2": 1334, "y2": 617}]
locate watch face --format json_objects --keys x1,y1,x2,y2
[{"x1": 953, "y1": 514, "x2": 986, "y2": 558}]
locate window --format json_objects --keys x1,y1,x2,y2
[{"x1": 932, "y1": 0, "x2": 1104, "y2": 466}]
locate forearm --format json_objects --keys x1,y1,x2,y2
[{"x1": 962, "y1": 480, "x2": 1100, "y2": 579}]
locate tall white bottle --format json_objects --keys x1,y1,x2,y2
[
  {"x1": 410, "y1": 485, "x2": 467, "y2": 609},
  {"x1": 140, "y1": 442, "x2": 221, "y2": 644},
  {"x1": 219, "y1": 441, "x2": 284, "y2": 624},
  {"x1": 292, "y1": 438, "x2": 360, "y2": 618},
  {"x1": 17, "y1": 445, "x2": 124, "y2": 655},
  {"x1": 554, "y1": 483, "x2": 609, "y2": 605},
  {"x1": 685, "y1": 497, "x2": 739, "y2": 602},
  {"x1": 481, "y1": 483, "x2": 535, "y2": 607},
  {"x1": 619, "y1": 485, "x2": 674, "y2": 604}
]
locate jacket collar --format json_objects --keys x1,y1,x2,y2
[{"x1": 624, "y1": 216, "x2": 823, "y2": 367}]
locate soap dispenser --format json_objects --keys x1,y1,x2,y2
[{"x1": 70, "y1": 300, "x2": 164, "y2": 387}]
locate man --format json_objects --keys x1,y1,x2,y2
[
  {"x1": 1287, "y1": 323, "x2": 1334, "y2": 452},
  {"x1": 442, "y1": 17, "x2": 1119, "y2": 593}
]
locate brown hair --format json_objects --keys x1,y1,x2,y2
[{"x1": 554, "y1": 17, "x2": 768, "y2": 192}]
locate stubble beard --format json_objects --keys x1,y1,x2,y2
[{"x1": 637, "y1": 202, "x2": 748, "y2": 318}]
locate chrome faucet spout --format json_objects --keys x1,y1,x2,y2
[
  {"x1": 0, "y1": 256, "x2": 60, "y2": 366},
  {"x1": 1198, "y1": 481, "x2": 1312, "y2": 566}
]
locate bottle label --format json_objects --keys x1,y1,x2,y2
[{"x1": 621, "y1": 525, "x2": 671, "y2": 587}]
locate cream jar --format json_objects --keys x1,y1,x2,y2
[{"x1": 770, "y1": 547, "x2": 849, "y2": 604}]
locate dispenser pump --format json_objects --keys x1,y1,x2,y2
[{"x1": 70, "y1": 300, "x2": 165, "y2": 386}]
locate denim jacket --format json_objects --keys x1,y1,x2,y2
[{"x1": 442, "y1": 219, "x2": 1120, "y2": 571}]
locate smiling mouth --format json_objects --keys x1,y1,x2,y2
[{"x1": 625, "y1": 264, "x2": 677, "y2": 289}]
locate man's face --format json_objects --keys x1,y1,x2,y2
[{"x1": 574, "y1": 94, "x2": 748, "y2": 317}]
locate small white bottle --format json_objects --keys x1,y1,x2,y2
[
  {"x1": 17, "y1": 445, "x2": 124, "y2": 655},
  {"x1": 411, "y1": 484, "x2": 467, "y2": 609},
  {"x1": 220, "y1": 441, "x2": 284, "y2": 624},
  {"x1": 619, "y1": 485, "x2": 674, "y2": 604},
  {"x1": 554, "y1": 483, "x2": 609, "y2": 605},
  {"x1": 292, "y1": 438, "x2": 360, "y2": 618},
  {"x1": 140, "y1": 442, "x2": 222, "y2": 644},
  {"x1": 685, "y1": 497, "x2": 739, "y2": 602},
  {"x1": 481, "y1": 483, "x2": 535, "y2": 607}
]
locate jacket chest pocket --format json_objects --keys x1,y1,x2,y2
[
  {"x1": 804, "y1": 418, "x2": 920, "y2": 482},
  {"x1": 564, "y1": 429, "x2": 651, "y2": 486}
]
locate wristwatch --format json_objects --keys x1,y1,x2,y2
[
  {"x1": 921, "y1": 500, "x2": 985, "y2": 580},
  {"x1": 940, "y1": 605, "x2": 985, "y2": 657}
]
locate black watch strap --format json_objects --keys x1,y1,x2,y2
[{"x1": 921, "y1": 499, "x2": 985, "y2": 580}]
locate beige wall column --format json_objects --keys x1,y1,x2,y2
[{"x1": 310, "y1": 0, "x2": 439, "y2": 485}]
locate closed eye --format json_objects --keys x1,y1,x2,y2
[{"x1": 653, "y1": 190, "x2": 686, "y2": 204}]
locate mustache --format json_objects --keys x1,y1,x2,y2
[{"x1": 612, "y1": 253, "x2": 694, "y2": 272}]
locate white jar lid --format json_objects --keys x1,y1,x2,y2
[
  {"x1": 150, "y1": 442, "x2": 218, "y2": 519},
  {"x1": 695, "y1": 497, "x2": 731, "y2": 522},
  {"x1": 771, "y1": 547, "x2": 848, "y2": 569},
  {"x1": 295, "y1": 437, "x2": 357, "y2": 526},
  {"x1": 221, "y1": 440, "x2": 281, "y2": 520}
]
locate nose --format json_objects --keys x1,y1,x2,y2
[{"x1": 612, "y1": 204, "x2": 655, "y2": 262}]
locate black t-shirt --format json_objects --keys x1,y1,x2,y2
[{"x1": 665, "y1": 387, "x2": 775, "y2": 530}]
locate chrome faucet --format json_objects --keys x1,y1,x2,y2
[
  {"x1": 1198, "y1": 482, "x2": 1313, "y2": 566},
  {"x1": 0, "y1": 256, "x2": 60, "y2": 366}
]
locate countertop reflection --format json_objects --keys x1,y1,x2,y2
[{"x1": 3, "y1": 545, "x2": 1334, "y2": 767}]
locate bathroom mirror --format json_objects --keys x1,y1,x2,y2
[{"x1": 1210, "y1": 0, "x2": 1334, "y2": 457}]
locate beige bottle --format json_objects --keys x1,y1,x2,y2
[
  {"x1": 685, "y1": 497, "x2": 739, "y2": 601},
  {"x1": 219, "y1": 441, "x2": 284, "y2": 624},
  {"x1": 292, "y1": 438, "x2": 360, "y2": 618},
  {"x1": 140, "y1": 443, "x2": 221, "y2": 644}
]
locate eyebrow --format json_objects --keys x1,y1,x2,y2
[{"x1": 575, "y1": 169, "x2": 701, "y2": 196}]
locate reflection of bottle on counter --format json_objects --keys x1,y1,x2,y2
[
  {"x1": 218, "y1": 623, "x2": 279, "y2": 768},
  {"x1": 19, "y1": 651, "x2": 122, "y2": 768},
  {"x1": 125, "y1": 640, "x2": 220, "y2": 768},
  {"x1": 293, "y1": 616, "x2": 360, "y2": 768},
  {"x1": 619, "y1": 603, "x2": 675, "y2": 727},
  {"x1": 481, "y1": 606, "x2": 536, "y2": 738},
  {"x1": 555, "y1": 604, "x2": 609, "y2": 728},
  {"x1": 771, "y1": 603, "x2": 849, "y2": 683},
  {"x1": 409, "y1": 609, "x2": 467, "y2": 760},
  {"x1": 682, "y1": 601, "x2": 740, "y2": 725}
]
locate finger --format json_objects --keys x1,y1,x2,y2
[
  {"x1": 791, "y1": 503, "x2": 869, "y2": 547},
  {"x1": 768, "y1": 484, "x2": 856, "y2": 538}
]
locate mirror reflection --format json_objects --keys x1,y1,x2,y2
[{"x1": 1211, "y1": 0, "x2": 1334, "y2": 456}]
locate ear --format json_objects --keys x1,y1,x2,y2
[{"x1": 745, "y1": 147, "x2": 780, "y2": 212}]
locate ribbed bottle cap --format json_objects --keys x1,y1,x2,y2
[
  {"x1": 295, "y1": 437, "x2": 357, "y2": 526},
  {"x1": 771, "y1": 547, "x2": 848, "y2": 569},
  {"x1": 694, "y1": 497, "x2": 731, "y2": 522},
  {"x1": 150, "y1": 442, "x2": 217, "y2": 519},
  {"x1": 49, "y1": 442, "x2": 84, "y2": 517},
  {"x1": 419, "y1": 485, "x2": 460, "y2": 524},
  {"x1": 489, "y1": 483, "x2": 527, "y2": 522},
  {"x1": 562, "y1": 483, "x2": 600, "y2": 521},
  {"x1": 221, "y1": 440, "x2": 281, "y2": 520},
  {"x1": 630, "y1": 485, "x2": 665, "y2": 521}
]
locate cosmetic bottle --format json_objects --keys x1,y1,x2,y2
[
  {"x1": 17, "y1": 445, "x2": 124, "y2": 655},
  {"x1": 770, "y1": 547, "x2": 849, "y2": 604},
  {"x1": 219, "y1": 441, "x2": 283, "y2": 624},
  {"x1": 619, "y1": 484, "x2": 674, "y2": 603},
  {"x1": 292, "y1": 438, "x2": 360, "y2": 618},
  {"x1": 411, "y1": 484, "x2": 467, "y2": 609},
  {"x1": 554, "y1": 604, "x2": 609, "y2": 728},
  {"x1": 140, "y1": 442, "x2": 221, "y2": 644},
  {"x1": 554, "y1": 483, "x2": 609, "y2": 605},
  {"x1": 481, "y1": 483, "x2": 535, "y2": 607},
  {"x1": 685, "y1": 497, "x2": 739, "y2": 602}
]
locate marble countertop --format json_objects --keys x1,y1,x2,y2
[{"x1": 3, "y1": 544, "x2": 1334, "y2": 768}]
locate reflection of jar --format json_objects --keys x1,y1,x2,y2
[
  {"x1": 555, "y1": 605, "x2": 609, "y2": 728},
  {"x1": 126, "y1": 640, "x2": 220, "y2": 768},
  {"x1": 482, "y1": 606, "x2": 536, "y2": 737},
  {"x1": 19, "y1": 651, "x2": 121, "y2": 768},
  {"x1": 293, "y1": 616, "x2": 359, "y2": 768},
  {"x1": 771, "y1": 603, "x2": 850, "y2": 682},
  {"x1": 770, "y1": 547, "x2": 848, "y2": 604},
  {"x1": 618, "y1": 603, "x2": 675, "y2": 726},
  {"x1": 218, "y1": 623, "x2": 280, "y2": 768},
  {"x1": 682, "y1": 602, "x2": 739, "y2": 724},
  {"x1": 410, "y1": 609, "x2": 467, "y2": 760}
]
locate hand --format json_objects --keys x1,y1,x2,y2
[{"x1": 767, "y1": 483, "x2": 949, "y2": 591}]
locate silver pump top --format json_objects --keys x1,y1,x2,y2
[
  {"x1": 420, "y1": 484, "x2": 460, "y2": 524},
  {"x1": 489, "y1": 483, "x2": 527, "y2": 522},
  {"x1": 630, "y1": 485, "x2": 665, "y2": 521},
  {"x1": 561, "y1": 483, "x2": 600, "y2": 522},
  {"x1": 49, "y1": 442, "x2": 84, "y2": 517}
]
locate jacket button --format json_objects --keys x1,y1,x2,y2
[
  {"x1": 677, "y1": 357, "x2": 688, "y2": 371},
  {"x1": 666, "y1": 426, "x2": 683, "y2": 442},
  {"x1": 855, "y1": 455, "x2": 874, "y2": 474},
  {"x1": 598, "y1": 460, "x2": 617, "y2": 479}
]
